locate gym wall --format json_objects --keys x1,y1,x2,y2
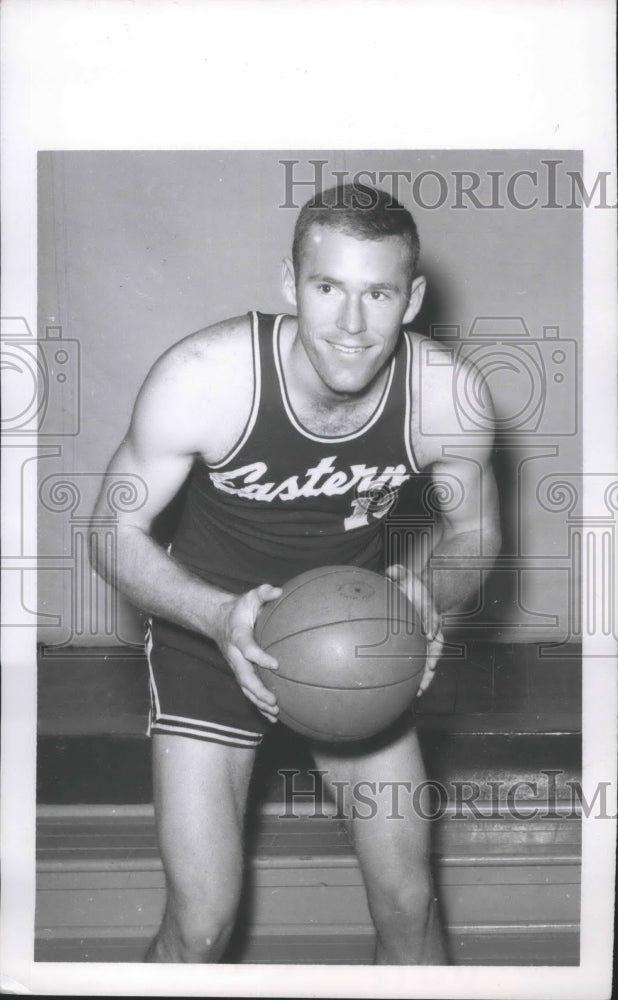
[{"x1": 35, "y1": 150, "x2": 582, "y2": 647}]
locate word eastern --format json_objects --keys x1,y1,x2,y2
[{"x1": 210, "y1": 456, "x2": 410, "y2": 503}]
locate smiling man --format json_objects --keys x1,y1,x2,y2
[{"x1": 91, "y1": 183, "x2": 500, "y2": 965}]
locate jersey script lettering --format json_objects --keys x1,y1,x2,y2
[{"x1": 209, "y1": 455, "x2": 410, "y2": 504}]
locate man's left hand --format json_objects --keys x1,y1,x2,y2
[{"x1": 385, "y1": 564, "x2": 444, "y2": 696}]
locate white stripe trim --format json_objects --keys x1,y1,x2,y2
[
  {"x1": 403, "y1": 331, "x2": 421, "y2": 473},
  {"x1": 208, "y1": 310, "x2": 262, "y2": 470},
  {"x1": 147, "y1": 647, "x2": 262, "y2": 742},
  {"x1": 145, "y1": 621, "x2": 160, "y2": 733},
  {"x1": 156, "y1": 711, "x2": 262, "y2": 739},
  {"x1": 151, "y1": 721, "x2": 262, "y2": 745},
  {"x1": 274, "y1": 317, "x2": 396, "y2": 443}
]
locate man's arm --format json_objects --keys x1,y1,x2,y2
[
  {"x1": 89, "y1": 325, "x2": 281, "y2": 720},
  {"x1": 388, "y1": 447, "x2": 500, "y2": 689},
  {"x1": 421, "y1": 448, "x2": 501, "y2": 616},
  {"x1": 388, "y1": 343, "x2": 501, "y2": 689}
]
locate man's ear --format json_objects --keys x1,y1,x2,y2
[
  {"x1": 281, "y1": 257, "x2": 297, "y2": 308},
  {"x1": 402, "y1": 275, "x2": 426, "y2": 325}
]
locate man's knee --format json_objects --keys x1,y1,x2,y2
[
  {"x1": 165, "y1": 886, "x2": 240, "y2": 962},
  {"x1": 176, "y1": 912, "x2": 235, "y2": 962},
  {"x1": 366, "y1": 856, "x2": 433, "y2": 926}
]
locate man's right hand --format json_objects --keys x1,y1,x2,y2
[{"x1": 212, "y1": 583, "x2": 283, "y2": 723}]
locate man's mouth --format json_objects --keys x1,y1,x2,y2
[{"x1": 327, "y1": 342, "x2": 369, "y2": 355}]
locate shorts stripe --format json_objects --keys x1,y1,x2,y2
[
  {"x1": 154, "y1": 710, "x2": 261, "y2": 738},
  {"x1": 151, "y1": 720, "x2": 263, "y2": 748}
]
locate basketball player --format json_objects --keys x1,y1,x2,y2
[{"x1": 91, "y1": 183, "x2": 500, "y2": 965}]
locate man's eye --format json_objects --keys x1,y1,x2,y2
[
  {"x1": 370, "y1": 290, "x2": 387, "y2": 301},
  {"x1": 318, "y1": 283, "x2": 333, "y2": 294}
]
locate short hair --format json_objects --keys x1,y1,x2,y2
[{"x1": 292, "y1": 183, "x2": 420, "y2": 281}]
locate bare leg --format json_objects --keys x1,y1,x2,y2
[
  {"x1": 145, "y1": 733, "x2": 257, "y2": 963},
  {"x1": 312, "y1": 721, "x2": 448, "y2": 965}
]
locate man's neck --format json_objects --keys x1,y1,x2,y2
[{"x1": 280, "y1": 318, "x2": 390, "y2": 435}]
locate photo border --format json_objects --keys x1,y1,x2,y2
[{"x1": 1, "y1": 1, "x2": 616, "y2": 997}]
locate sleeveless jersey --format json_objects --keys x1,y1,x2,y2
[{"x1": 153, "y1": 311, "x2": 422, "y2": 651}]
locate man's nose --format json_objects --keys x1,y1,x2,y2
[{"x1": 337, "y1": 296, "x2": 366, "y2": 335}]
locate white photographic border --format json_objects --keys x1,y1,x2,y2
[{"x1": 1, "y1": 1, "x2": 616, "y2": 996}]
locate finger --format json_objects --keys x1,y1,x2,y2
[
  {"x1": 385, "y1": 564, "x2": 406, "y2": 585},
  {"x1": 229, "y1": 618, "x2": 279, "y2": 669},
  {"x1": 418, "y1": 662, "x2": 437, "y2": 695},
  {"x1": 253, "y1": 583, "x2": 283, "y2": 607},
  {"x1": 428, "y1": 627, "x2": 444, "y2": 663},
  {"x1": 239, "y1": 685, "x2": 279, "y2": 722},
  {"x1": 417, "y1": 631, "x2": 444, "y2": 694},
  {"x1": 386, "y1": 564, "x2": 419, "y2": 610},
  {"x1": 227, "y1": 647, "x2": 279, "y2": 708},
  {"x1": 387, "y1": 566, "x2": 438, "y2": 641},
  {"x1": 415, "y1": 587, "x2": 440, "y2": 641},
  {"x1": 424, "y1": 631, "x2": 444, "y2": 674},
  {"x1": 418, "y1": 671, "x2": 434, "y2": 695},
  {"x1": 240, "y1": 634, "x2": 279, "y2": 671}
]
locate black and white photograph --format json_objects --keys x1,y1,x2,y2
[{"x1": 1, "y1": 4, "x2": 616, "y2": 998}]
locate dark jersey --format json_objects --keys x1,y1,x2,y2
[{"x1": 153, "y1": 311, "x2": 422, "y2": 652}]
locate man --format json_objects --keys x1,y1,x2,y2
[{"x1": 91, "y1": 182, "x2": 501, "y2": 965}]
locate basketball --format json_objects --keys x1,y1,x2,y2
[{"x1": 254, "y1": 565, "x2": 426, "y2": 742}]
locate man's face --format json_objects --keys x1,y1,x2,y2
[{"x1": 283, "y1": 225, "x2": 425, "y2": 398}]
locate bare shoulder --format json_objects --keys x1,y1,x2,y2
[
  {"x1": 407, "y1": 330, "x2": 495, "y2": 466},
  {"x1": 130, "y1": 314, "x2": 255, "y2": 461},
  {"x1": 151, "y1": 313, "x2": 252, "y2": 383}
]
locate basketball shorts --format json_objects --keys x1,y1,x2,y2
[{"x1": 146, "y1": 619, "x2": 271, "y2": 749}]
